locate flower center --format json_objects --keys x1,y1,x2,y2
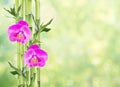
[
  {"x1": 17, "y1": 32, "x2": 23, "y2": 39},
  {"x1": 32, "y1": 57, "x2": 38, "y2": 63}
]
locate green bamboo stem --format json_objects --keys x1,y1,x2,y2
[
  {"x1": 37, "y1": 68, "x2": 40, "y2": 87},
  {"x1": 35, "y1": 0, "x2": 40, "y2": 20},
  {"x1": 19, "y1": 0, "x2": 24, "y2": 67},
  {"x1": 27, "y1": 0, "x2": 32, "y2": 27},
  {"x1": 21, "y1": 45, "x2": 25, "y2": 86},
  {"x1": 15, "y1": 0, "x2": 19, "y2": 22},
  {"x1": 25, "y1": 0, "x2": 31, "y2": 86},
  {"x1": 15, "y1": 0, "x2": 21, "y2": 86},
  {"x1": 19, "y1": 0, "x2": 24, "y2": 19},
  {"x1": 25, "y1": 0, "x2": 28, "y2": 21},
  {"x1": 19, "y1": 0, "x2": 25, "y2": 86},
  {"x1": 25, "y1": 0, "x2": 33, "y2": 86},
  {"x1": 15, "y1": 0, "x2": 19, "y2": 13},
  {"x1": 17, "y1": 43, "x2": 21, "y2": 86},
  {"x1": 35, "y1": 0, "x2": 40, "y2": 87}
]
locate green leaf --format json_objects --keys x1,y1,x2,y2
[
  {"x1": 8, "y1": 62, "x2": 22, "y2": 75},
  {"x1": 17, "y1": 5, "x2": 21, "y2": 15},
  {"x1": 4, "y1": 7, "x2": 16, "y2": 17},
  {"x1": 32, "y1": 15, "x2": 52, "y2": 37},
  {"x1": 11, "y1": 7, "x2": 16, "y2": 16},
  {"x1": 41, "y1": 28, "x2": 51, "y2": 32},
  {"x1": 39, "y1": 19, "x2": 53, "y2": 33},
  {"x1": 10, "y1": 71, "x2": 19, "y2": 75},
  {"x1": 31, "y1": 14, "x2": 37, "y2": 25},
  {"x1": 31, "y1": 14, "x2": 35, "y2": 23},
  {"x1": 31, "y1": 14, "x2": 40, "y2": 31},
  {"x1": 8, "y1": 62, "x2": 19, "y2": 71},
  {"x1": 41, "y1": 19, "x2": 53, "y2": 28},
  {"x1": 4, "y1": 5, "x2": 21, "y2": 19}
]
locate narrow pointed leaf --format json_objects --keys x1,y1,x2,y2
[
  {"x1": 17, "y1": 5, "x2": 21, "y2": 14},
  {"x1": 41, "y1": 28, "x2": 51, "y2": 32},
  {"x1": 10, "y1": 71, "x2": 19, "y2": 75},
  {"x1": 41, "y1": 19, "x2": 53, "y2": 28},
  {"x1": 8, "y1": 62, "x2": 19, "y2": 71},
  {"x1": 8, "y1": 62, "x2": 22, "y2": 75},
  {"x1": 4, "y1": 8, "x2": 16, "y2": 16}
]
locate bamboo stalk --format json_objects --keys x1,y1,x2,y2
[
  {"x1": 25, "y1": 0, "x2": 33, "y2": 86},
  {"x1": 25, "y1": 0, "x2": 28, "y2": 21},
  {"x1": 35, "y1": 0, "x2": 40, "y2": 87},
  {"x1": 15, "y1": 0, "x2": 21, "y2": 86},
  {"x1": 15, "y1": 0, "x2": 19, "y2": 14},
  {"x1": 25, "y1": 0, "x2": 29, "y2": 86},
  {"x1": 15, "y1": 0, "x2": 19, "y2": 22},
  {"x1": 28, "y1": 0, "x2": 33, "y2": 86},
  {"x1": 22, "y1": 45, "x2": 25, "y2": 86},
  {"x1": 37, "y1": 68, "x2": 40, "y2": 87},
  {"x1": 35, "y1": 0, "x2": 40, "y2": 20},
  {"x1": 17, "y1": 43, "x2": 21, "y2": 86},
  {"x1": 19, "y1": 0, "x2": 23, "y2": 18},
  {"x1": 19, "y1": 0, "x2": 25, "y2": 86},
  {"x1": 15, "y1": 0, "x2": 19, "y2": 13},
  {"x1": 27, "y1": 0, "x2": 32, "y2": 27}
]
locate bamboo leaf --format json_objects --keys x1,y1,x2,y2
[
  {"x1": 8, "y1": 62, "x2": 22, "y2": 75},
  {"x1": 10, "y1": 71, "x2": 19, "y2": 75},
  {"x1": 31, "y1": 14, "x2": 40, "y2": 31},
  {"x1": 17, "y1": 5, "x2": 21, "y2": 15},
  {"x1": 8, "y1": 62, "x2": 19, "y2": 71},
  {"x1": 39, "y1": 19, "x2": 53, "y2": 33},
  {"x1": 4, "y1": 7, "x2": 16, "y2": 17},
  {"x1": 41, "y1": 28, "x2": 51, "y2": 32},
  {"x1": 4, "y1": 5, "x2": 21, "y2": 19},
  {"x1": 42, "y1": 19, "x2": 53, "y2": 28}
]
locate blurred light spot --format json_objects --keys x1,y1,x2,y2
[
  {"x1": 104, "y1": 63, "x2": 111, "y2": 72},
  {"x1": 91, "y1": 57, "x2": 100, "y2": 66},
  {"x1": 57, "y1": 58, "x2": 63, "y2": 64},
  {"x1": 67, "y1": 80, "x2": 74, "y2": 86},
  {"x1": 0, "y1": 63, "x2": 5, "y2": 76}
]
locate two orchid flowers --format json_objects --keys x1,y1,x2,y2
[{"x1": 8, "y1": 20, "x2": 48, "y2": 68}]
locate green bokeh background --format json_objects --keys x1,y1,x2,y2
[{"x1": 1, "y1": 0, "x2": 120, "y2": 87}]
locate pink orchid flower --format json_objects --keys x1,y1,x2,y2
[
  {"x1": 24, "y1": 44, "x2": 48, "y2": 68},
  {"x1": 8, "y1": 20, "x2": 32, "y2": 44}
]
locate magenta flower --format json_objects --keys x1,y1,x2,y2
[
  {"x1": 8, "y1": 20, "x2": 32, "y2": 44},
  {"x1": 24, "y1": 44, "x2": 48, "y2": 68}
]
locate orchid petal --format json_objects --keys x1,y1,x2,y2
[{"x1": 18, "y1": 20, "x2": 28, "y2": 26}]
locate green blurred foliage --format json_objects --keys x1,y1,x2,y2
[{"x1": 1, "y1": 0, "x2": 120, "y2": 87}]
